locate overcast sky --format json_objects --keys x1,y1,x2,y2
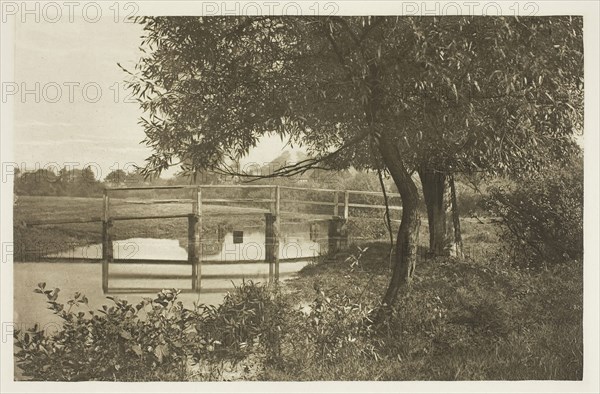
[{"x1": 14, "y1": 17, "x2": 294, "y2": 179}]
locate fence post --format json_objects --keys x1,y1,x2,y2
[
  {"x1": 343, "y1": 190, "x2": 349, "y2": 219},
  {"x1": 101, "y1": 190, "x2": 112, "y2": 293},
  {"x1": 265, "y1": 212, "x2": 280, "y2": 283},
  {"x1": 272, "y1": 185, "x2": 280, "y2": 216},
  {"x1": 328, "y1": 216, "x2": 348, "y2": 257},
  {"x1": 190, "y1": 187, "x2": 202, "y2": 291},
  {"x1": 333, "y1": 190, "x2": 339, "y2": 216}
]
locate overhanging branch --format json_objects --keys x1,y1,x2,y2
[{"x1": 211, "y1": 128, "x2": 372, "y2": 182}]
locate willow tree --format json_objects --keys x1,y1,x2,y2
[{"x1": 123, "y1": 16, "x2": 583, "y2": 307}]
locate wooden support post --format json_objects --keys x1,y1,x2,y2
[
  {"x1": 333, "y1": 191, "x2": 339, "y2": 216},
  {"x1": 328, "y1": 216, "x2": 348, "y2": 257},
  {"x1": 190, "y1": 188, "x2": 202, "y2": 291},
  {"x1": 265, "y1": 212, "x2": 279, "y2": 283},
  {"x1": 270, "y1": 185, "x2": 280, "y2": 216},
  {"x1": 101, "y1": 190, "x2": 112, "y2": 293},
  {"x1": 343, "y1": 190, "x2": 349, "y2": 219},
  {"x1": 275, "y1": 185, "x2": 280, "y2": 216}
]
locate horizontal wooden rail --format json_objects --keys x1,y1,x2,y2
[
  {"x1": 121, "y1": 199, "x2": 194, "y2": 205},
  {"x1": 26, "y1": 217, "x2": 102, "y2": 226},
  {"x1": 202, "y1": 198, "x2": 273, "y2": 203},
  {"x1": 18, "y1": 256, "x2": 103, "y2": 263},
  {"x1": 200, "y1": 184, "x2": 273, "y2": 189},
  {"x1": 281, "y1": 199, "x2": 337, "y2": 207},
  {"x1": 347, "y1": 203, "x2": 403, "y2": 210},
  {"x1": 347, "y1": 189, "x2": 401, "y2": 198},
  {"x1": 113, "y1": 258, "x2": 190, "y2": 265},
  {"x1": 106, "y1": 287, "x2": 236, "y2": 294},
  {"x1": 279, "y1": 185, "x2": 338, "y2": 193},
  {"x1": 107, "y1": 185, "x2": 196, "y2": 191},
  {"x1": 109, "y1": 272, "x2": 272, "y2": 280},
  {"x1": 110, "y1": 272, "x2": 193, "y2": 280},
  {"x1": 111, "y1": 256, "x2": 315, "y2": 265},
  {"x1": 111, "y1": 214, "x2": 191, "y2": 221}
]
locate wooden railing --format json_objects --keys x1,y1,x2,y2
[{"x1": 25, "y1": 184, "x2": 402, "y2": 294}]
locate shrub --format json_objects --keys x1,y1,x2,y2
[
  {"x1": 14, "y1": 281, "x2": 284, "y2": 381},
  {"x1": 196, "y1": 280, "x2": 287, "y2": 364},
  {"x1": 485, "y1": 158, "x2": 583, "y2": 267}
]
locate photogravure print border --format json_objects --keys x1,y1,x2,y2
[{"x1": 1, "y1": 1, "x2": 599, "y2": 393}]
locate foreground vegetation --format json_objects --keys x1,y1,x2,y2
[{"x1": 15, "y1": 239, "x2": 583, "y2": 381}]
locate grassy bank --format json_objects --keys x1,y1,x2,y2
[{"x1": 267, "y1": 242, "x2": 582, "y2": 380}]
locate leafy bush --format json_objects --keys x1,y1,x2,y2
[
  {"x1": 15, "y1": 281, "x2": 284, "y2": 381},
  {"x1": 196, "y1": 280, "x2": 287, "y2": 364},
  {"x1": 271, "y1": 288, "x2": 380, "y2": 380},
  {"x1": 485, "y1": 158, "x2": 583, "y2": 267}
]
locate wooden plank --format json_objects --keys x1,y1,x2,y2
[
  {"x1": 110, "y1": 272, "x2": 193, "y2": 280},
  {"x1": 112, "y1": 259, "x2": 190, "y2": 265},
  {"x1": 348, "y1": 203, "x2": 402, "y2": 210},
  {"x1": 202, "y1": 198, "x2": 273, "y2": 203},
  {"x1": 198, "y1": 273, "x2": 269, "y2": 280},
  {"x1": 347, "y1": 189, "x2": 401, "y2": 198},
  {"x1": 111, "y1": 214, "x2": 191, "y2": 221},
  {"x1": 122, "y1": 199, "x2": 194, "y2": 205},
  {"x1": 22, "y1": 257, "x2": 102, "y2": 263},
  {"x1": 106, "y1": 185, "x2": 195, "y2": 191},
  {"x1": 27, "y1": 217, "x2": 103, "y2": 226},
  {"x1": 106, "y1": 287, "x2": 235, "y2": 294},
  {"x1": 199, "y1": 184, "x2": 271, "y2": 189},
  {"x1": 279, "y1": 185, "x2": 338, "y2": 193},
  {"x1": 281, "y1": 199, "x2": 338, "y2": 207}
]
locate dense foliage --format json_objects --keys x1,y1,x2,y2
[
  {"x1": 125, "y1": 16, "x2": 582, "y2": 177},
  {"x1": 14, "y1": 167, "x2": 104, "y2": 197},
  {"x1": 15, "y1": 281, "x2": 284, "y2": 381},
  {"x1": 486, "y1": 156, "x2": 583, "y2": 267}
]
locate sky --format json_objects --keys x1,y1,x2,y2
[{"x1": 13, "y1": 17, "x2": 296, "y2": 180}]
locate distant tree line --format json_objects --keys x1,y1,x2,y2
[{"x1": 13, "y1": 162, "x2": 393, "y2": 198}]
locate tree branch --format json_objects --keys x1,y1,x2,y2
[{"x1": 211, "y1": 128, "x2": 373, "y2": 182}]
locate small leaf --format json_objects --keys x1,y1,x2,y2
[
  {"x1": 154, "y1": 344, "x2": 169, "y2": 363},
  {"x1": 120, "y1": 330, "x2": 132, "y2": 340},
  {"x1": 131, "y1": 344, "x2": 143, "y2": 356}
]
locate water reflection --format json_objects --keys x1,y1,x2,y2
[{"x1": 48, "y1": 222, "x2": 327, "y2": 262}]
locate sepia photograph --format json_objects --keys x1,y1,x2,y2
[{"x1": 0, "y1": 1, "x2": 598, "y2": 392}]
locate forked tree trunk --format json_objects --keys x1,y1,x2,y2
[
  {"x1": 418, "y1": 169, "x2": 463, "y2": 258},
  {"x1": 377, "y1": 133, "x2": 420, "y2": 308}
]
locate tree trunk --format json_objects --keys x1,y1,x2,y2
[
  {"x1": 418, "y1": 169, "x2": 463, "y2": 258},
  {"x1": 377, "y1": 132, "x2": 421, "y2": 308}
]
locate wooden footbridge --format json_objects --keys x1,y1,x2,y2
[{"x1": 25, "y1": 184, "x2": 401, "y2": 294}]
